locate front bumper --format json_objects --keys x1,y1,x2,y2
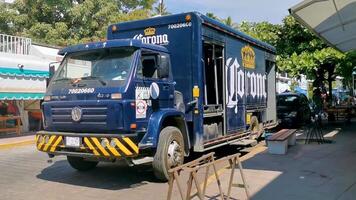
[{"x1": 36, "y1": 131, "x2": 139, "y2": 159}]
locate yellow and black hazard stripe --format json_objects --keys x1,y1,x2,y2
[
  {"x1": 35, "y1": 134, "x2": 139, "y2": 158},
  {"x1": 83, "y1": 137, "x2": 139, "y2": 158},
  {"x1": 35, "y1": 135, "x2": 63, "y2": 153}
]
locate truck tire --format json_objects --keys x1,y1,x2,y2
[
  {"x1": 67, "y1": 156, "x2": 98, "y2": 171},
  {"x1": 153, "y1": 126, "x2": 184, "y2": 181}
]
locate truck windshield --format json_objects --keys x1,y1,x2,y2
[{"x1": 53, "y1": 47, "x2": 136, "y2": 86}]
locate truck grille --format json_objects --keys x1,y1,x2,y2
[{"x1": 51, "y1": 105, "x2": 108, "y2": 125}]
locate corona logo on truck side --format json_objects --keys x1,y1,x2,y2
[
  {"x1": 226, "y1": 57, "x2": 266, "y2": 113},
  {"x1": 241, "y1": 45, "x2": 256, "y2": 69},
  {"x1": 133, "y1": 27, "x2": 169, "y2": 45}
]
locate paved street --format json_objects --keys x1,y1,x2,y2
[
  {"x1": 0, "y1": 143, "x2": 238, "y2": 200},
  {"x1": 0, "y1": 145, "x2": 171, "y2": 200},
  {"x1": 2, "y1": 122, "x2": 355, "y2": 200}
]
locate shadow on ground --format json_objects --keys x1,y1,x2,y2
[
  {"x1": 232, "y1": 122, "x2": 356, "y2": 200},
  {"x1": 37, "y1": 160, "x2": 159, "y2": 190},
  {"x1": 35, "y1": 141, "x2": 248, "y2": 192}
]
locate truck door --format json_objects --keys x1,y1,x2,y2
[
  {"x1": 202, "y1": 42, "x2": 225, "y2": 141},
  {"x1": 136, "y1": 49, "x2": 174, "y2": 115}
]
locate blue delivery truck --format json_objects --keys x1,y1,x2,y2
[{"x1": 36, "y1": 12, "x2": 277, "y2": 181}]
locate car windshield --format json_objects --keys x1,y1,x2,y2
[
  {"x1": 277, "y1": 95, "x2": 299, "y2": 106},
  {"x1": 53, "y1": 47, "x2": 136, "y2": 86}
]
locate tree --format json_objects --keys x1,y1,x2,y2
[
  {"x1": 236, "y1": 14, "x2": 355, "y2": 100},
  {"x1": 224, "y1": 16, "x2": 233, "y2": 26},
  {"x1": 0, "y1": 0, "x2": 157, "y2": 46},
  {"x1": 153, "y1": 1, "x2": 170, "y2": 16},
  {"x1": 238, "y1": 21, "x2": 280, "y2": 46},
  {"x1": 274, "y1": 16, "x2": 346, "y2": 101},
  {"x1": 206, "y1": 12, "x2": 218, "y2": 20}
]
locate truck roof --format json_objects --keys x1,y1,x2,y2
[
  {"x1": 58, "y1": 39, "x2": 168, "y2": 55},
  {"x1": 108, "y1": 12, "x2": 276, "y2": 53}
]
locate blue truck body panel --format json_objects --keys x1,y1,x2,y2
[{"x1": 107, "y1": 12, "x2": 276, "y2": 150}]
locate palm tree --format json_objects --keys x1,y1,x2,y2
[
  {"x1": 154, "y1": 0, "x2": 170, "y2": 16},
  {"x1": 224, "y1": 16, "x2": 233, "y2": 26}
]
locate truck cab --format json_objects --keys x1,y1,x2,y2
[{"x1": 39, "y1": 39, "x2": 187, "y2": 180}]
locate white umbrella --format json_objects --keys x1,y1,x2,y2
[{"x1": 290, "y1": 0, "x2": 356, "y2": 52}]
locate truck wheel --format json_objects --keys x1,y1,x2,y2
[
  {"x1": 153, "y1": 126, "x2": 184, "y2": 181},
  {"x1": 67, "y1": 156, "x2": 98, "y2": 171}
]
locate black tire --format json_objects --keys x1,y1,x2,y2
[
  {"x1": 153, "y1": 126, "x2": 184, "y2": 181},
  {"x1": 67, "y1": 156, "x2": 98, "y2": 171}
]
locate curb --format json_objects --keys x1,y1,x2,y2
[{"x1": 0, "y1": 139, "x2": 35, "y2": 150}]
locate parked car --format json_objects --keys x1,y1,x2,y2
[{"x1": 277, "y1": 93, "x2": 311, "y2": 127}]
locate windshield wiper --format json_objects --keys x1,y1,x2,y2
[{"x1": 81, "y1": 76, "x2": 107, "y2": 86}]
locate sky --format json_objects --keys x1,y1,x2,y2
[{"x1": 164, "y1": 0, "x2": 302, "y2": 24}]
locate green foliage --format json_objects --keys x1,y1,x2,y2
[
  {"x1": 238, "y1": 21, "x2": 280, "y2": 46},
  {"x1": 235, "y1": 14, "x2": 356, "y2": 91},
  {"x1": 0, "y1": 0, "x2": 156, "y2": 46},
  {"x1": 206, "y1": 12, "x2": 218, "y2": 20},
  {"x1": 153, "y1": 1, "x2": 170, "y2": 16}
]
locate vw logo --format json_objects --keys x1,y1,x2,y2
[{"x1": 71, "y1": 107, "x2": 82, "y2": 122}]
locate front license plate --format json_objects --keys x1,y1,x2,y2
[{"x1": 65, "y1": 137, "x2": 80, "y2": 147}]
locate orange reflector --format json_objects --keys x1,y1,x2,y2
[
  {"x1": 185, "y1": 14, "x2": 191, "y2": 22},
  {"x1": 112, "y1": 25, "x2": 118, "y2": 32},
  {"x1": 130, "y1": 124, "x2": 137, "y2": 129}
]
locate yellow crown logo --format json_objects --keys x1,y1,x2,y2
[
  {"x1": 241, "y1": 45, "x2": 255, "y2": 69},
  {"x1": 144, "y1": 27, "x2": 156, "y2": 36}
]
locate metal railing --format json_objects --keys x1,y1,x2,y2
[{"x1": 0, "y1": 34, "x2": 31, "y2": 55}]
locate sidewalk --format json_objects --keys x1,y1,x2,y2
[
  {"x1": 200, "y1": 122, "x2": 356, "y2": 200},
  {"x1": 0, "y1": 134, "x2": 35, "y2": 149}
]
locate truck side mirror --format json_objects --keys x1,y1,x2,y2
[
  {"x1": 47, "y1": 62, "x2": 60, "y2": 86},
  {"x1": 49, "y1": 65, "x2": 55, "y2": 79},
  {"x1": 157, "y1": 55, "x2": 170, "y2": 79}
]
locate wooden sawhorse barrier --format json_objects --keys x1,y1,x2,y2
[{"x1": 167, "y1": 152, "x2": 250, "y2": 200}]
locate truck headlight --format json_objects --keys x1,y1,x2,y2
[{"x1": 101, "y1": 138, "x2": 109, "y2": 147}]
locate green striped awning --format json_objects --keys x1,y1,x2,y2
[
  {"x1": 0, "y1": 67, "x2": 49, "y2": 78},
  {"x1": 0, "y1": 92, "x2": 44, "y2": 100}
]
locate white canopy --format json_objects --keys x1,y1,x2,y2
[{"x1": 290, "y1": 0, "x2": 356, "y2": 52}]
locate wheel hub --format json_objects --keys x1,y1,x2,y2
[{"x1": 167, "y1": 140, "x2": 182, "y2": 168}]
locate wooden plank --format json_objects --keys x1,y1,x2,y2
[
  {"x1": 0, "y1": 128, "x2": 18, "y2": 132},
  {"x1": 0, "y1": 115, "x2": 22, "y2": 135},
  {"x1": 230, "y1": 139, "x2": 257, "y2": 147},
  {"x1": 268, "y1": 129, "x2": 297, "y2": 141}
]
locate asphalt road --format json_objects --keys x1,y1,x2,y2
[
  {"x1": 0, "y1": 145, "x2": 171, "y2": 200},
  {"x1": 0, "y1": 144, "x2": 240, "y2": 200}
]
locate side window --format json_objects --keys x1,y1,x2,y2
[
  {"x1": 137, "y1": 50, "x2": 170, "y2": 80},
  {"x1": 142, "y1": 55, "x2": 158, "y2": 78}
]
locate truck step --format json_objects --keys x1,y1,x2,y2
[{"x1": 230, "y1": 139, "x2": 257, "y2": 147}]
